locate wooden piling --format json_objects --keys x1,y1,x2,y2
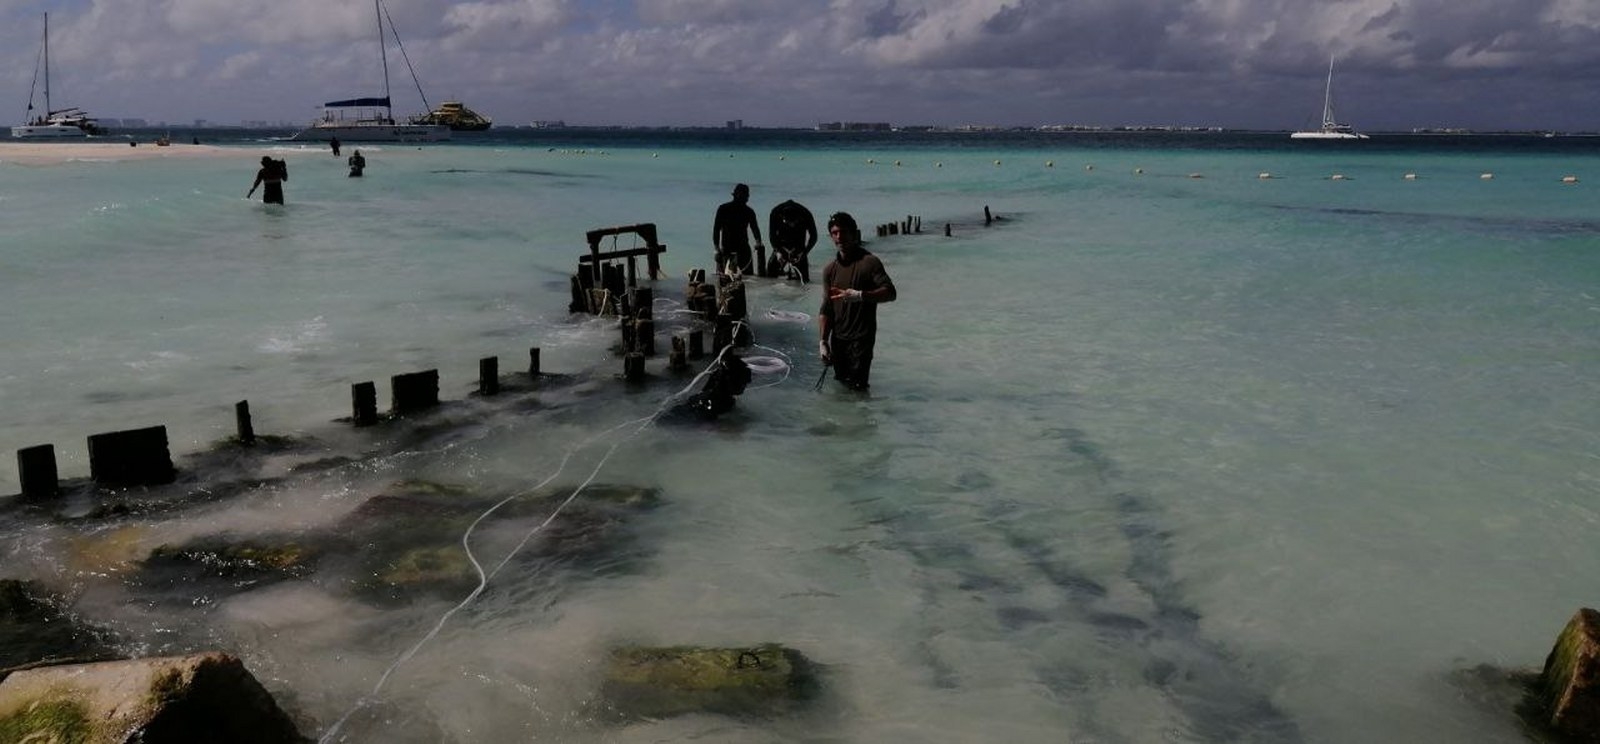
[
  {"x1": 479, "y1": 356, "x2": 500, "y2": 396},
  {"x1": 528, "y1": 347, "x2": 541, "y2": 377},
  {"x1": 669, "y1": 336, "x2": 688, "y2": 372},
  {"x1": 636, "y1": 318, "x2": 656, "y2": 356},
  {"x1": 235, "y1": 400, "x2": 256, "y2": 445},
  {"x1": 633, "y1": 287, "x2": 654, "y2": 319},
  {"x1": 944, "y1": 223, "x2": 952, "y2": 237},
  {"x1": 17, "y1": 444, "x2": 58, "y2": 500},
  {"x1": 623, "y1": 352, "x2": 646, "y2": 382},
  {"x1": 352, "y1": 382, "x2": 378, "y2": 426},
  {"x1": 984, "y1": 206, "x2": 993, "y2": 226},
  {"x1": 689, "y1": 330, "x2": 705, "y2": 359},
  {"x1": 391, "y1": 370, "x2": 440, "y2": 414},
  {"x1": 87, "y1": 425, "x2": 175, "y2": 488}
]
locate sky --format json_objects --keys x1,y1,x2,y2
[{"x1": 4, "y1": 0, "x2": 1600, "y2": 132}]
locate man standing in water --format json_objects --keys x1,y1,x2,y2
[
  {"x1": 818, "y1": 211, "x2": 897, "y2": 391},
  {"x1": 330, "y1": 136, "x2": 341, "y2": 157},
  {"x1": 712, "y1": 183, "x2": 763, "y2": 276},
  {"x1": 767, "y1": 199, "x2": 817, "y2": 282},
  {"x1": 246, "y1": 156, "x2": 288, "y2": 205}
]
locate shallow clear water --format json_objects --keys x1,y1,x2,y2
[{"x1": 1, "y1": 132, "x2": 1598, "y2": 742}]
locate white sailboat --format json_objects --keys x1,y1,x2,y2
[
  {"x1": 12, "y1": 13, "x2": 106, "y2": 139},
  {"x1": 1289, "y1": 57, "x2": 1368, "y2": 140},
  {"x1": 290, "y1": 0, "x2": 448, "y2": 143}
]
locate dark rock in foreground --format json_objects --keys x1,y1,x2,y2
[{"x1": 0, "y1": 652, "x2": 307, "y2": 743}]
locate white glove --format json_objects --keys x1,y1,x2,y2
[
  {"x1": 842, "y1": 288, "x2": 864, "y2": 303},
  {"x1": 819, "y1": 340, "x2": 831, "y2": 362}
]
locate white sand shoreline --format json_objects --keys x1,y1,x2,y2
[{"x1": 0, "y1": 140, "x2": 337, "y2": 165}]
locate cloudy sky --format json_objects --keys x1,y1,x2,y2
[{"x1": 4, "y1": 0, "x2": 1599, "y2": 131}]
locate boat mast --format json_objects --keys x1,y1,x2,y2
[
  {"x1": 43, "y1": 13, "x2": 52, "y2": 118},
  {"x1": 1321, "y1": 57, "x2": 1336, "y2": 129},
  {"x1": 376, "y1": 0, "x2": 392, "y2": 123}
]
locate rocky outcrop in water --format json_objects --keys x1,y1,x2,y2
[{"x1": 598, "y1": 643, "x2": 820, "y2": 720}]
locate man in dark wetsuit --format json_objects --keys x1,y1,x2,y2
[
  {"x1": 330, "y1": 136, "x2": 341, "y2": 157},
  {"x1": 767, "y1": 199, "x2": 818, "y2": 282},
  {"x1": 818, "y1": 212, "x2": 897, "y2": 391},
  {"x1": 712, "y1": 183, "x2": 763, "y2": 276},
  {"x1": 246, "y1": 156, "x2": 288, "y2": 204}
]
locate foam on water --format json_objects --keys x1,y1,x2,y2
[{"x1": 1, "y1": 134, "x2": 1598, "y2": 742}]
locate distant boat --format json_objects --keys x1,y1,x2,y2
[
  {"x1": 1290, "y1": 57, "x2": 1368, "y2": 140},
  {"x1": 411, "y1": 101, "x2": 492, "y2": 131},
  {"x1": 12, "y1": 13, "x2": 106, "y2": 139},
  {"x1": 290, "y1": 0, "x2": 448, "y2": 143}
]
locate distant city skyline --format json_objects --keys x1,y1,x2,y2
[{"x1": 5, "y1": 1, "x2": 1599, "y2": 133}]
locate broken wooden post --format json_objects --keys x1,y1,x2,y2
[
  {"x1": 944, "y1": 223, "x2": 952, "y2": 237},
  {"x1": 623, "y1": 352, "x2": 646, "y2": 383},
  {"x1": 87, "y1": 426, "x2": 175, "y2": 488},
  {"x1": 914, "y1": 216, "x2": 922, "y2": 233},
  {"x1": 529, "y1": 347, "x2": 541, "y2": 377},
  {"x1": 984, "y1": 205, "x2": 993, "y2": 225},
  {"x1": 391, "y1": 370, "x2": 440, "y2": 414},
  {"x1": 633, "y1": 287, "x2": 654, "y2": 319},
  {"x1": 689, "y1": 330, "x2": 705, "y2": 359},
  {"x1": 479, "y1": 356, "x2": 500, "y2": 396},
  {"x1": 670, "y1": 336, "x2": 688, "y2": 372},
  {"x1": 568, "y1": 275, "x2": 587, "y2": 314},
  {"x1": 635, "y1": 318, "x2": 656, "y2": 356},
  {"x1": 352, "y1": 381, "x2": 378, "y2": 426},
  {"x1": 1537, "y1": 608, "x2": 1600, "y2": 740},
  {"x1": 235, "y1": 400, "x2": 256, "y2": 445},
  {"x1": 17, "y1": 444, "x2": 58, "y2": 500}
]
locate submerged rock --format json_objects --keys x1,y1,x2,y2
[
  {"x1": 0, "y1": 580, "x2": 121, "y2": 674},
  {"x1": 0, "y1": 652, "x2": 307, "y2": 743},
  {"x1": 599, "y1": 643, "x2": 820, "y2": 720}
]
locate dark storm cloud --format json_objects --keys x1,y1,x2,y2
[{"x1": 2, "y1": 0, "x2": 1598, "y2": 130}]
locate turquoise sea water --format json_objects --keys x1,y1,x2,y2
[{"x1": 1, "y1": 131, "x2": 1598, "y2": 742}]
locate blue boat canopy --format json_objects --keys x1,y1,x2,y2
[{"x1": 322, "y1": 96, "x2": 390, "y2": 108}]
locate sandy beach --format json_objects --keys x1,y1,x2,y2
[{"x1": 0, "y1": 140, "x2": 258, "y2": 165}]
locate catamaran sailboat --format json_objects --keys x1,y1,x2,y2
[
  {"x1": 1290, "y1": 57, "x2": 1367, "y2": 140},
  {"x1": 290, "y1": 0, "x2": 448, "y2": 142},
  {"x1": 12, "y1": 13, "x2": 106, "y2": 138}
]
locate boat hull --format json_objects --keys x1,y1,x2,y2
[
  {"x1": 11, "y1": 124, "x2": 92, "y2": 138},
  {"x1": 1289, "y1": 131, "x2": 1370, "y2": 140},
  {"x1": 288, "y1": 123, "x2": 450, "y2": 143}
]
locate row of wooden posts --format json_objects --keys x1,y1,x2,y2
[
  {"x1": 15, "y1": 212, "x2": 962, "y2": 501},
  {"x1": 11, "y1": 348, "x2": 554, "y2": 501}
]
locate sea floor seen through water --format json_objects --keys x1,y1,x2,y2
[{"x1": 0, "y1": 131, "x2": 1597, "y2": 742}]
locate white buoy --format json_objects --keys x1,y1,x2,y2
[
  {"x1": 1134, "y1": 167, "x2": 1144, "y2": 175},
  {"x1": 1085, "y1": 164, "x2": 1094, "y2": 171},
  {"x1": 1258, "y1": 172, "x2": 1272, "y2": 179},
  {"x1": 1330, "y1": 174, "x2": 1347, "y2": 181},
  {"x1": 652, "y1": 153, "x2": 658, "y2": 158},
  {"x1": 779, "y1": 155, "x2": 786, "y2": 161},
  {"x1": 1562, "y1": 175, "x2": 1579, "y2": 184},
  {"x1": 1045, "y1": 161, "x2": 1053, "y2": 168},
  {"x1": 894, "y1": 160, "x2": 902, "y2": 166},
  {"x1": 867, "y1": 158, "x2": 875, "y2": 164},
  {"x1": 1188, "y1": 173, "x2": 1203, "y2": 179},
  {"x1": 994, "y1": 159, "x2": 1002, "y2": 166},
  {"x1": 1403, "y1": 173, "x2": 1417, "y2": 180},
  {"x1": 935, "y1": 162, "x2": 942, "y2": 168},
  {"x1": 1480, "y1": 173, "x2": 1494, "y2": 180}
]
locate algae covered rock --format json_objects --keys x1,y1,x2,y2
[
  {"x1": 599, "y1": 643, "x2": 820, "y2": 720},
  {"x1": 0, "y1": 652, "x2": 306, "y2": 743},
  {"x1": 1536, "y1": 608, "x2": 1600, "y2": 741}
]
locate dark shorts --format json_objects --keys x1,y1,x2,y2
[
  {"x1": 263, "y1": 182, "x2": 284, "y2": 204},
  {"x1": 830, "y1": 335, "x2": 876, "y2": 390}
]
